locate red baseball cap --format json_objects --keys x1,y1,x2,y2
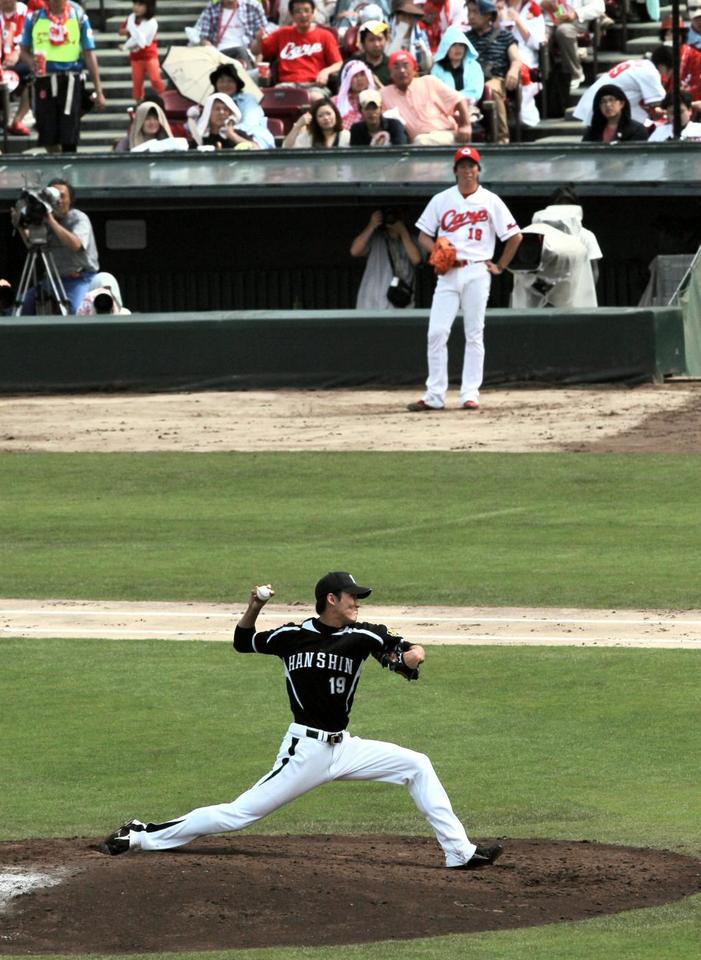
[
  {"x1": 453, "y1": 146, "x2": 481, "y2": 168},
  {"x1": 388, "y1": 50, "x2": 417, "y2": 70}
]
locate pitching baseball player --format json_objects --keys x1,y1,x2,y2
[
  {"x1": 102, "y1": 571, "x2": 503, "y2": 871},
  {"x1": 408, "y1": 147, "x2": 522, "y2": 412}
]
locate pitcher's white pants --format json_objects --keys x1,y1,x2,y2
[
  {"x1": 422, "y1": 262, "x2": 491, "y2": 409},
  {"x1": 132, "y1": 723, "x2": 477, "y2": 868}
]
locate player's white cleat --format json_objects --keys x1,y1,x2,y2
[{"x1": 100, "y1": 819, "x2": 145, "y2": 855}]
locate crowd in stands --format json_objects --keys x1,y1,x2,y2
[{"x1": 1, "y1": 0, "x2": 700, "y2": 153}]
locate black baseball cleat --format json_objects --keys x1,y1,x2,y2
[
  {"x1": 449, "y1": 843, "x2": 504, "y2": 870},
  {"x1": 407, "y1": 400, "x2": 443, "y2": 412},
  {"x1": 100, "y1": 818, "x2": 145, "y2": 855}
]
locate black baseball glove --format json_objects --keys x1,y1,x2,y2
[{"x1": 380, "y1": 639, "x2": 420, "y2": 682}]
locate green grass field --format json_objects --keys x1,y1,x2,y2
[
  {"x1": 2, "y1": 451, "x2": 701, "y2": 607},
  {"x1": 2, "y1": 450, "x2": 700, "y2": 960}
]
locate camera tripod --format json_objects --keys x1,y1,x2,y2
[{"x1": 13, "y1": 233, "x2": 70, "y2": 317}]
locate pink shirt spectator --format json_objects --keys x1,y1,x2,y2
[{"x1": 379, "y1": 74, "x2": 463, "y2": 140}]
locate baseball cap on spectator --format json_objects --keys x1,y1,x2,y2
[
  {"x1": 453, "y1": 146, "x2": 481, "y2": 169},
  {"x1": 359, "y1": 19, "x2": 390, "y2": 38},
  {"x1": 359, "y1": 89, "x2": 382, "y2": 108},
  {"x1": 471, "y1": 0, "x2": 498, "y2": 13},
  {"x1": 315, "y1": 572, "x2": 372, "y2": 603},
  {"x1": 359, "y1": 3, "x2": 386, "y2": 21},
  {"x1": 391, "y1": 0, "x2": 425, "y2": 16},
  {"x1": 388, "y1": 50, "x2": 418, "y2": 70}
]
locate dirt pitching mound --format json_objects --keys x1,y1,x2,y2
[{"x1": 1, "y1": 835, "x2": 700, "y2": 954}]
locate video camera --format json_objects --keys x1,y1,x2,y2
[{"x1": 12, "y1": 186, "x2": 61, "y2": 230}]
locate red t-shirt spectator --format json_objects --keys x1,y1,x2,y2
[
  {"x1": 261, "y1": 25, "x2": 341, "y2": 85},
  {"x1": 680, "y1": 43, "x2": 701, "y2": 102}
]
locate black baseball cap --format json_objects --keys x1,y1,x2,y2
[{"x1": 314, "y1": 572, "x2": 372, "y2": 602}]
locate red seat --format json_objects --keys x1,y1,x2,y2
[
  {"x1": 266, "y1": 116, "x2": 285, "y2": 146},
  {"x1": 260, "y1": 87, "x2": 312, "y2": 133},
  {"x1": 342, "y1": 25, "x2": 359, "y2": 58},
  {"x1": 161, "y1": 88, "x2": 199, "y2": 121}
]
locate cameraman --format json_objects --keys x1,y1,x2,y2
[
  {"x1": 19, "y1": 178, "x2": 99, "y2": 315},
  {"x1": 350, "y1": 209, "x2": 422, "y2": 309}
]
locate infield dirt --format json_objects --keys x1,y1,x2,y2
[
  {"x1": 2, "y1": 836, "x2": 700, "y2": 954},
  {"x1": 1, "y1": 383, "x2": 700, "y2": 453}
]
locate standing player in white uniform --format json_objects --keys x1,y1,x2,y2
[
  {"x1": 408, "y1": 147, "x2": 522, "y2": 412},
  {"x1": 102, "y1": 571, "x2": 503, "y2": 871}
]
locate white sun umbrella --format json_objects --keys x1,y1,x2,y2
[{"x1": 162, "y1": 46, "x2": 263, "y2": 106}]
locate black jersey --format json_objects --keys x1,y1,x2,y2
[{"x1": 233, "y1": 617, "x2": 405, "y2": 731}]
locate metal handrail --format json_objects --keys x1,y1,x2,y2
[
  {"x1": 1, "y1": 80, "x2": 9, "y2": 154},
  {"x1": 92, "y1": 1, "x2": 108, "y2": 33}
]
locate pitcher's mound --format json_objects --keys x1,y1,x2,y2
[{"x1": 2, "y1": 835, "x2": 700, "y2": 954}]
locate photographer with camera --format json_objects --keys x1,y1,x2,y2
[
  {"x1": 19, "y1": 0, "x2": 106, "y2": 153},
  {"x1": 350, "y1": 208, "x2": 422, "y2": 309},
  {"x1": 16, "y1": 178, "x2": 99, "y2": 315}
]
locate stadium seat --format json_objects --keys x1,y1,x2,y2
[
  {"x1": 261, "y1": 87, "x2": 312, "y2": 134},
  {"x1": 266, "y1": 116, "x2": 285, "y2": 146},
  {"x1": 342, "y1": 25, "x2": 360, "y2": 58},
  {"x1": 161, "y1": 88, "x2": 199, "y2": 121}
]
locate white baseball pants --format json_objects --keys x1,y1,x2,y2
[
  {"x1": 422, "y1": 262, "x2": 492, "y2": 409},
  {"x1": 131, "y1": 723, "x2": 477, "y2": 868}
]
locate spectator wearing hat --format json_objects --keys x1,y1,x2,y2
[
  {"x1": 209, "y1": 62, "x2": 275, "y2": 148},
  {"x1": 580, "y1": 83, "x2": 651, "y2": 143},
  {"x1": 333, "y1": 0, "x2": 391, "y2": 31},
  {"x1": 380, "y1": 49, "x2": 472, "y2": 144},
  {"x1": 349, "y1": 87, "x2": 408, "y2": 143},
  {"x1": 466, "y1": 0, "x2": 521, "y2": 143},
  {"x1": 349, "y1": 18, "x2": 392, "y2": 85},
  {"x1": 349, "y1": 17, "x2": 392, "y2": 83},
  {"x1": 254, "y1": 0, "x2": 343, "y2": 96},
  {"x1": 388, "y1": 0, "x2": 432, "y2": 75}
]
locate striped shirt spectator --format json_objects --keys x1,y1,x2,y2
[{"x1": 467, "y1": 23, "x2": 517, "y2": 79}]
